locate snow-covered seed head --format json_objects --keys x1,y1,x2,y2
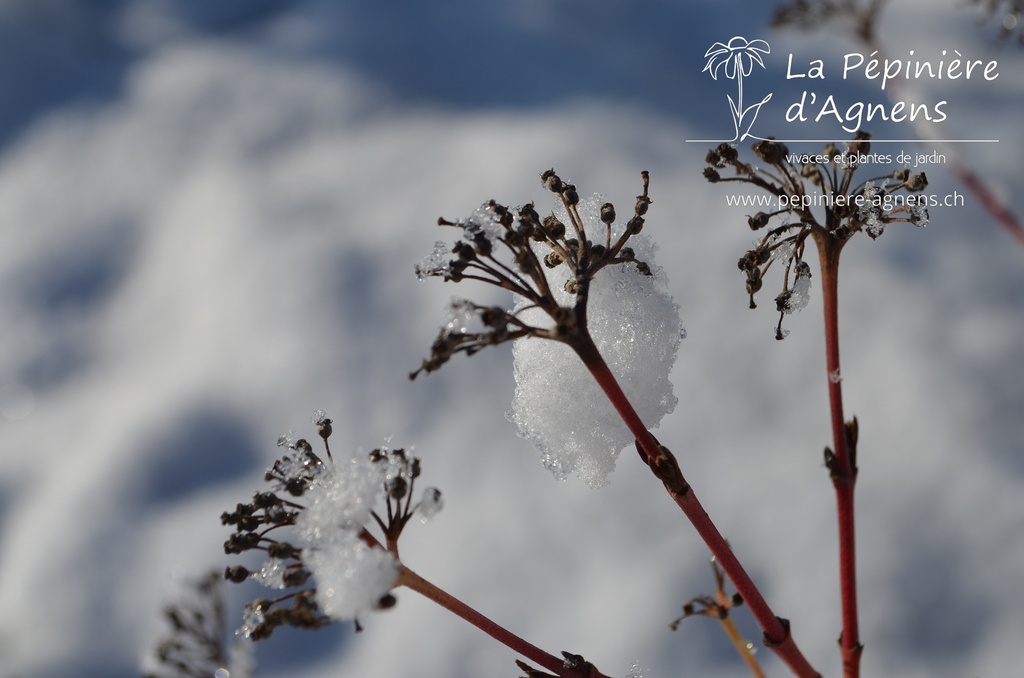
[
  {"x1": 413, "y1": 170, "x2": 679, "y2": 486},
  {"x1": 411, "y1": 170, "x2": 663, "y2": 380},
  {"x1": 705, "y1": 131, "x2": 934, "y2": 337},
  {"x1": 222, "y1": 418, "x2": 443, "y2": 638}
]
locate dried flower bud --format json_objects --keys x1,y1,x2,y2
[
  {"x1": 753, "y1": 138, "x2": 788, "y2": 165},
  {"x1": 715, "y1": 143, "x2": 738, "y2": 163},
  {"x1": 746, "y1": 268, "x2": 763, "y2": 308},
  {"x1": 848, "y1": 130, "x2": 871, "y2": 155},
  {"x1": 600, "y1": 202, "x2": 616, "y2": 224},
  {"x1": 541, "y1": 215, "x2": 566, "y2": 239},
  {"x1": 452, "y1": 240, "x2": 476, "y2": 262},
  {"x1": 561, "y1": 184, "x2": 579, "y2": 206},
  {"x1": 635, "y1": 194, "x2": 651, "y2": 216},
  {"x1": 541, "y1": 169, "x2": 563, "y2": 193},
  {"x1": 316, "y1": 418, "x2": 332, "y2": 441},
  {"x1": 904, "y1": 172, "x2": 928, "y2": 191},
  {"x1": 225, "y1": 565, "x2": 250, "y2": 583},
  {"x1": 267, "y1": 542, "x2": 300, "y2": 559},
  {"x1": 747, "y1": 212, "x2": 770, "y2": 230},
  {"x1": 703, "y1": 167, "x2": 721, "y2": 183},
  {"x1": 544, "y1": 251, "x2": 563, "y2": 268},
  {"x1": 519, "y1": 202, "x2": 540, "y2": 224}
]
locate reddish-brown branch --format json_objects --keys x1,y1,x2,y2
[
  {"x1": 397, "y1": 565, "x2": 611, "y2": 678},
  {"x1": 813, "y1": 234, "x2": 862, "y2": 678},
  {"x1": 571, "y1": 334, "x2": 821, "y2": 678},
  {"x1": 954, "y1": 160, "x2": 1024, "y2": 248}
]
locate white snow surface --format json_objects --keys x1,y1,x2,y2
[{"x1": 0, "y1": 3, "x2": 1022, "y2": 678}]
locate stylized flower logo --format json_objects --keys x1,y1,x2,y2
[{"x1": 703, "y1": 36, "x2": 773, "y2": 142}]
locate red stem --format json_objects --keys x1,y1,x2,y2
[
  {"x1": 813, "y1": 234, "x2": 862, "y2": 678},
  {"x1": 953, "y1": 159, "x2": 1024, "y2": 248},
  {"x1": 572, "y1": 335, "x2": 820, "y2": 678},
  {"x1": 397, "y1": 565, "x2": 611, "y2": 678}
]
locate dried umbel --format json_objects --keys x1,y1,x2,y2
[
  {"x1": 705, "y1": 132, "x2": 929, "y2": 338},
  {"x1": 413, "y1": 170, "x2": 681, "y2": 487},
  {"x1": 221, "y1": 418, "x2": 441, "y2": 639},
  {"x1": 412, "y1": 170, "x2": 656, "y2": 378}
]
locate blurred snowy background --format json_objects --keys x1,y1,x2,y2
[{"x1": 0, "y1": 1, "x2": 1022, "y2": 677}]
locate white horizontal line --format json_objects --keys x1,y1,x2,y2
[{"x1": 685, "y1": 139, "x2": 999, "y2": 143}]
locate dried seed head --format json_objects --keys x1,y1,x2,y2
[{"x1": 600, "y1": 202, "x2": 616, "y2": 225}]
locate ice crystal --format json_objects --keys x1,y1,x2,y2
[
  {"x1": 415, "y1": 241, "x2": 451, "y2": 280},
  {"x1": 780, "y1": 261, "x2": 812, "y2": 315},
  {"x1": 910, "y1": 203, "x2": 930, "y2": 227},
  {"x1": 238, "y1": 600, "x2": 266, "y2": 640},
  {"x1": 253, "y1": 559, "x2": 289, "y2": 589},
  {"x1": 624, "y1": 661, "x2": 646, "y2": 678}
]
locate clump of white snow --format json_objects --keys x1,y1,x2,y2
[
  {"x1": 292, "y1": 451, "x2": 399, "y2": 620},
  {"x1": 302, "y1": 531, "x2": 399, "y2": 620},
  {"x1": 509, "y1": 194, "x2": 681, "y2": 487}
]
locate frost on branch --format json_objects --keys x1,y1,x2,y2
[
  {"x1": 412, "y1": 171, "x2": 681, "y2": 487},
  {"x1": 510, "y1": 194, "x2": 681, "y2": 487},
  {"x1": 221, "y1": 417, "x2": 441, "y2": 639}
]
